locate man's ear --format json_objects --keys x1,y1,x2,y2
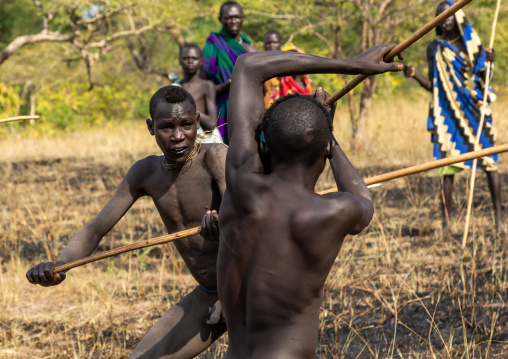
[
  {"x1": 325, "y1": 139, "x2": 333, "y2": 159},
  {"x1": 146, "y1": 118, "x2": 155, "y2": 136},
  {"x1": 196, "y1": 112, "x2": 201, "y2": 127}
]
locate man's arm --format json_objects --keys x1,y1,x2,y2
[
  {"x1": 204, "y1": 144, "x2": 227, "y2": 196},
  {"x1": 26, "y1": 159, "x2": 148, "y2": 286},
  {"x1": 226, "y1": 45, "x2": 403, "y2": 176},
  {"x1": 403, "y1": 42, "x2": 434, "y2": 92},
  {"x1": 200, "y1": 145, "x2": 227, "y2": 241},
  {"x1": 328, "y1": 136, "x2": 373, "y2": 234},
  {"x1": 199, "y1": 81, "x2": 218, "y2": 131},
  {"x1": 309, "y1": 89, "x2": 373, "y2": 235}
]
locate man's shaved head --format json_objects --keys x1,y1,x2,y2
[
  {"x1": 264, "y1": 30, "x2": 281, "y2": 41},
  {"x1": 180, "y1": 43, "x2": 202, "y2": 58},
  {"x1": 261, "y1": 94, "x2": 333, "y2": 165},
  {"x1": 220, "y1": 1, "x2": 242, "y2": 17},
  {"x1": 149, "y1": 86, "x2": 196, "y2": 119}
]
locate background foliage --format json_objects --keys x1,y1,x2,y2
[{"x1": 0, "y1": 0, "x2": 506, "y2": 136}]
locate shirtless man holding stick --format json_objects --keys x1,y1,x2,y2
[
  {"x1": 217, "y1": 46, "x2": 402, "y2": 358},
  {"x1": 26, "y1": 86, "x2": 227, "y2": 358}
]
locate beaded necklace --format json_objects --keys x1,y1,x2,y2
[{"x1": 448, "y1": 34, "x2": 461, "y2": 44}]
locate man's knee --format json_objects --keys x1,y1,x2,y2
[{"x1": 129, "y1": 288, "x2": 226, "y2": 358}]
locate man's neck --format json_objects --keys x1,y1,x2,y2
[
  {"x1": 442, "y1": 27, "x2": 461, "y2": 42},
  {"x1": 222, "y1": 28, "x2": 241, "y2": 42},
  {"x1": 270, "y1": 161, "x2": 322, "y2": 191},
  {"x1": 183, "y1": 71, "x2": 199, "y2": 83}
]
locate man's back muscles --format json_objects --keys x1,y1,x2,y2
[{"x1": 217, "y1": 48, "x2": 401, "y2": 357}]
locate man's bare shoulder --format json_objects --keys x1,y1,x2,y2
[
  {"x1": 202, "y1": 79, "x2": 216, "y2": 95},
  {"x1": 127, "y1": 155, "x2": 161, "y2": 180},
  {"x1": 118, "y1": 156, "x2": 162, "y2": 197},
  {"x1": 294, "y1": 191, "x2": 364, "y2": 236},
  {"x1": 201, "y1": 143, "x2": 227, "y2": 173},
  {"x1": 200, "y1": 77, "x2": 215, "y2": 87},
  {"x1": 192, "y1": 77, "x2": 215, "y2": 89}
]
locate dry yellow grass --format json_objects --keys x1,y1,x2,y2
[{"x1": 1, "y1": 95, "x2": 508, "y2": 358}]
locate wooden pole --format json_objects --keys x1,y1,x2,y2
[
  {"x1": 325, "y1": 0, "x2": 473, "y2": 105},
  {"x1": 53, "y1": 143, "x2": 508, "y2": 274},
  {"x1": 53, "y1": 227, "x2": 201, "y2": 273},
  {"x1": 462, "y1": 0, "x2": 501, "y2": 248},
  {"x1": 318, "y1": 144, "x2": 508, "y2": 195},
  {"x1": 0, "y1": 115, "x2": 40, "y2": 124}
]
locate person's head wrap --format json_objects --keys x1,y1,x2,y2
[{"x1": 438, "y1": 0, "x2": 486, "y2": 72}]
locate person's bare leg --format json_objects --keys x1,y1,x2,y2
[
  {"x1": 129, "y1": 287, "x2": 226, "y2": 359},
  {"x1": 485, "y1": 170, "x2": 505, "y2": 233},
  {"x1": 441, "y1": 175, "x2": 454, "y2": 236}
]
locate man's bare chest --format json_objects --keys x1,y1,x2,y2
[
  {"x1": 182, "y1": 84, "x2": 206, "y2": 102},
  {"x1": 146, "y1": 165, "x2": 219, "y2": 225}
]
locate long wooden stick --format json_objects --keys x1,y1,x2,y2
[
  {"x1": 53, "y1": 227, "x2": 201, "y2": 273},
  {"x1": 462, "y1": 0, "x2": 501, "y2": 248},
  {"x1": 318, "y1": 144, "x2": 508, "y2": 195},
  {"x1": 0, "y1": 115, "x2": 40, "y2": 124},
  {"x1": 53, "y1": 143, "x2": 508, "y2": 274},
  {"x1": 325, "y1": 0, "x2": 473, "y2": 105}
]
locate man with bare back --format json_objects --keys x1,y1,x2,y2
[
  {"x1": 174, "y1": 43, "x2": 222, "y2": 143},
  {"x1": 217, "y1": 47, "x2": 403, "y2": 357},
  {"x1": 26, "y1": 86, "x2": 227, "y2": 358}
]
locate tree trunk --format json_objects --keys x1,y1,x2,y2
[
  {"x1": 340, "y1": 75, "x2": 358, "y2": 138},
  {"x1": 351, "y1": 76, "x2": 378, "y2": 152}
]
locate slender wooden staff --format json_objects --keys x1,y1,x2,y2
[
  {"x1": 53, "y1": 143, "x2": 508, "y2": 274},
  {"x1": 53, "y1": 227, "x2": 201, "y2": 273},
  {"x1": 319, "y1": 144, "x2": 508, "y2": 194},
  {"x1": 462, "y1": 0, "x2": 501, "y2": 248},
  {"x1": 325, "y1": 0, "x2": 473, "y2": 105},
  {"x1": 0, "y1": 115, "x2": 40, "y2": 124}
]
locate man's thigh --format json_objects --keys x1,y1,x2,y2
[{"x1": 129, "y1": 287, "x2": 227, "y2": 359}]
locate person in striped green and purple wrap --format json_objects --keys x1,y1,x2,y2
[{"x1": 201, "y1": 1, "x2": 256, "y2": 144}]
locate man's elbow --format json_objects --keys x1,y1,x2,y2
[
  {"x1": 350, "y1": 202, "x2": 374, "y2": 235},
  {"x1": 234, "y1": 53, "x2": 262, "y2": 77},
  {"x1": 82, "y1": 222, "x2": 107, "y2": 246},
  {"x1": 234, "y1": 53, "x2": 253, "y2": 71}
]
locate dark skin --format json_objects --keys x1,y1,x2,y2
[
  {"x1": 180, "y1": 47, "x2": 217, "y2": 131},
  {"x1": 26, "y1": 101, "x2": 228, "y2": 358},
  {"x1": 263, "y1": 32, "x2": 306, "y2": 88},
  {"x1": 263, "y1": 32, "x2": 281, "y2": 51},
  {"x1": 199, "y1": 4, "x2": 256, "y2": 96},
  {"x1": 217, "y1": 47, "x2": 402, "y2": 358},
  {"x1": 404, "y1": 2, "x2": 503, "y2": 234}
]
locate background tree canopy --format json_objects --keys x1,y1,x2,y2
[{"x1": 0, "y1": 0, "x2": 506, "y2": 141}]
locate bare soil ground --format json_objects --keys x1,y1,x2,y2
[{"x1": 1, "y1": 97, "x2": 508, "y2": 358}]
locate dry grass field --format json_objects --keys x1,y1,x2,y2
[{"x1": 1, "y1": 95, "x2": 508, "y2": 358}]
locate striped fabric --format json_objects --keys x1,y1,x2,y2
[
  {"x1": 429, "y1": 0, "x2": 497, "y2": 171},
  {"x1": 202, "y1": 29, "x2": 251, "y2": 144}
]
